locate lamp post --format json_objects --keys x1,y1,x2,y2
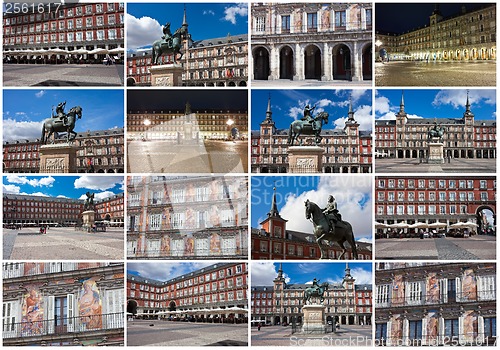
[
  {"x1": 226, "y1": 119, "x2": 234, "y2": 141},
  {"x1": 143, "y1": 118, "x2": 151, "y2": 141}
]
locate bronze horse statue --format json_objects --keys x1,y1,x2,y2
[
  {"x1": 152, "y1": 26, "x2": 187, "y2": 65},
  {"x1": 305, "y1": 199, "x2": 358, "y2": 260},
  {"x1": 303, "y1": 282, "x2": 329, "y2": 304},
  {"x1": 428, "y1": 123, "x2": 445, "y2": 142},
  {"x1": 40, "y1": 106, "x2": 82, "y2": 144},
  {"x1": 287, "y1": 112, "x2": 329, "y2": 146}
]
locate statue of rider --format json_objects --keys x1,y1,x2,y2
[
  {"x1": 55, "y1": 101, "x2": 68, "y2": 126},
  {"x1": 301, "y1": 104, "x2": 317, "y2": 131},
  {"x1": 323, "y1": 195, "x2": 342, "y2": 232},
  {"x1": 162, "y1": 22, "x2": 173, "y2": 48},
  {"x1": 312, "y1": 278, "x2": 320, "y2": 291}
]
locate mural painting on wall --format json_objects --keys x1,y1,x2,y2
[
  {"x1": 426, "y1": 273, "x2": 440, "y2": 304},
  {"x1": 462, "y1": 268, "x2": 477, "y2": 301},
  {"x1": 22, "y1": 286, "x2": 44, "y2": 335},
  {"x1": 161, "y1": 236, "x2": 171, "y2": 255},
  {"x1": 24, "y1": 262, "x2": 44, "y2": 275},
  {"x1": 185, "y1": 208, "x2": 195, "y2": 229},
  {"x1": 321, "y1": 7, "x2": 330, "y2": 31},
  {"x1": 78, "y1": 278, "x2": 102, "y2": 330},
  {"x1": 463, "y1": 310, "x2": 478, "y2": 342},
  {"x1": 391, "y1": 274, "x2": 404, "y2": 306},
  {"x1": 210, "y1": 205, "x2": 220, "y2": 227},
  {"x1": 185, "y1": 237, "x2": 194, "y2": 255},
  {"x1": 426, "y1": 311, "x2": 439, "y2": 342},
  {"x1": 390, "y1": 314, "x2": 403, "y2": 342},
  {"x1": 210, "y1": 233, "x2": 221, "y2": 254}
]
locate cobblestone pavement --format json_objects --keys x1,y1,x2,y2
[
  {"x1": 6, "y1": 227, "x2": 124, "y2": 260},
  {"x1": 251, "y1": 79, "x2": 371, "y2": 87},
  {"x1": 127, "y1": 320, "x2": 248, "y2": 346},
  {"x1": 375, "y1": 158, "x2": 496, "y2": 174},
  {"x1": 127, "y1": 140, "x2": 248, "y2": 173},
  {"x1": 3, "y1": 64, "x2": 124, "y2": 86},
  {"x1": 375, "y1": 236, "x2": 496, "y2": 260},
  {"x1": 252, "y1": 325, "x2": 372, "y2": 346},
  {"x1": 3, "y1": 229, "x2": 17, "y2": 260},
  {"x1": 375, "y1": 61, "x2": 496, "y2": 87}
]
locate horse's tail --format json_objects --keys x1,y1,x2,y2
[
  {"x1": 40, "y1": 123, "x2": 46, "y2": 144},
  {"x1": 345, "y1": 221, "x2": 358, "y2": 259}
]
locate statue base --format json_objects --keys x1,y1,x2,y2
[
  {"x1": 150, "y1": 64, "x2": 183, "y2": 86},
  {"x1": 428, "y1": 142, "x2": 444, "y2": 164},
  {"x1": 301, "y1": 304, "x2": 327, "y2": 334},
  {"x1": 82, "y1": 210, "x2": 96, "y2": 230},
  {"x1": 288, "y1": 146, "x2": 324, "y2": 173},
  {"x1": 39, "y1": 144, "x2": 77, "y2": 173}
]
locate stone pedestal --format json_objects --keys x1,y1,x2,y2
[
  {"x1": 428, "y1": 142, "x2": 444, "y2": 164},
  {"x1": 150, "y1": 64, "x2": 183, "y2": 86},
  {"x1": 39, "y1": 144, "x2": 77, "y2": 173},
  {"x1": 301, "y1": 304, "x2": 327, "y2": 334},
  {"x1": 82, "y1": 210, "x2": 95, "y2": 230},
  {"x1": 288, "y1": 146, "x2": 324, "y2": 173}
]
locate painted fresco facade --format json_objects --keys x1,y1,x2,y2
[
  {"x1": 3, "y1": 262, "x2": 124, "y2": 346},
  {"x1": 127, "y1": 176, "x2": 248, "y2": 259},
  {"x1": 375, "y1": 263, "x2": 496, "y2": 346}
]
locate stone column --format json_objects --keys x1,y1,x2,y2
[
  {"x1": 270, "y1": 46, "x2": 280, "y2": 80},
  {"x1": 352, "y1": 41, "x2": 362, "y2": 81},
  {"x1": 322, "y1": 42, "x2": 332, "y2": 81},
  {"x1": 294, "y1": 43, "x2": 303, "y2": 80}
]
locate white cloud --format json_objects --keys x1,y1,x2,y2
[
  {"x1": 29, "y1": 192, "x2": 49, "y2": 197},
  {"x1": 35, "y1": 90, "x2": 46, "y2": 98},
  {"x1": 3, "y1": 184, "x2": 21, "y2": 194},
  {"x1": 128, "y1": 262, "x2": 214, "y2": 281},
  {"x1": 333, "y1": 104, "x2": 372, "y2": 131},
  {"x1": 3, "y1": 118, "x2": 44, "y2": 142},
  {"x1": 223, "y1": 3, "x2": 247, "y2": 25},
  {"x1": 74, "y1": 176, "x2": 123, "y2": 191},
  {"x1": 374, "y1": 94, "x2": 391, "y2": 114},
  {"x1": 350, "y1": 267, "x2": 372, "y2": 285},
  {"x1": 278, "y1": 176, "x2": 372, "y2": 240},
  {"x1": 57, "y1": 195, "x2": 69, "y2": 199},
  {"x1": 6, "y1": 175, "x2": 55, "y2": 187},
  {"x1": 432, "y1": 89, "x2": 496, "y2": 109},
  {"x1": 251, "y1": 262, "x2": 289, "y2": 285},
  {"x1": 126, "y1": 14, "x2": 162, "y2": 50},
  {"x1": 203, "y1": 10, "x2": 215, "y2": 16}
]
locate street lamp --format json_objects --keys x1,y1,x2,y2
[
  {"x1": 226, "y1": 119, "x2": 234, "y2": 140},
  {"x1": 143, "y1": 119, "x2": 151, "y2": 141}
]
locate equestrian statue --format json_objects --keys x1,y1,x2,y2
[
  {"x1": 40, "y1": 101, "x2": 82, "y2": 144},
  {"x1": 303, "y1": 278, "x2": 329, "y2": 304},
  {"x1": 288, "y1": 104, "x2": 329, "y2": 146},
  {"x1": 84, "y1": 192, "x2": 95, "y2": 211},
  {"x1": 152, "y1": 21, "x2": 192, "y2": 65},
  {"x1": 305, "y1": 197, "x2": 358, "y2": 260},
  {"x1": 428, "y1": 121, "x2": 445, "y2": 142}
]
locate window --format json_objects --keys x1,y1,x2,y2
[
  {"x1": 444, "y1": 318, "x2": 459, "y2": 339},
  {"x1": 149, "y1": 214, "x2": 162, "y2": 230},
  {"x1": 407, "y1": 281, "x2": 423, "y2": 305},
  {"x1": 376, "y1": 284, "x2": 391, "y2": 306},
  {"x1": 376, "y1": 323, "x2": 387, "y2": 341},
  {"x1": 335, "y1": 11, "x2": 346, "y2": 27},
  {"x1": 409, "y1": 320, "x2": 422, "y2": 341},
  {"x1": 365, "y1": 9, "x2": 372, "y2": 26},
  {"x1": 307, "y1": 13, "x2": 317, "y2": 30},
  {"x1": 281, "y1": 15, "x2": 290, "y2": 32},
  {"x1": 256, "y1": 16, "x2": 265, "y2": 32}
]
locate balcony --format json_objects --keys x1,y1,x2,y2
[{"x1": 3, "y1": 312, "x2": 124, "y2": 340}]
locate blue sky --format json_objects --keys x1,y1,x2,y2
[
  {"x1": 128, "y1": 262, "x2": 225, "y2": 282},
  {"x1": 127, "y1": 3, "x2": 248, "y2": 50},
  {"x1": 3, "y1": 89, "x2": 124, "y2": 142},
  {"x1": 3, "y1": 175, "x2": 124, "y2": 201},
  {"x1": 251, "y1": 262, "x2": 372, "y2": 286},
  {"x1": 251, "y1": 176, "x2": 372, "y2": 242},
  {"x1": 375, "y1": 89, "x2": 496, "y2": 120},
  {"x1": 251, "y1": 89, "x2": 373, "y2": 132}
]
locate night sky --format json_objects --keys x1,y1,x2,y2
[
  {"x1": 376, "y1": 3, "x2": 493, "y2": 34},
  {"x1": 127, "y1": 89, "x2": 248, "y2": 111}
]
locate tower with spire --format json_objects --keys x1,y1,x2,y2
[
  {"x1": 259, "y1": 182, "x2": 287, "y2": 239},
  {"x1": 396, "y1": 90, "x2": 408, "y2": 127},
  {"x1": 462, "y1": 90, "x2": 474, "y2": 127},
  {"x1": 342, "y1": 262, "x2": 355, "y2": 290},
  {"x1": 260, "y1": 94, "x2": 277, "y2": 136},
  {"x1": 344, "y1": 96, "x2": 359, "y2": 128}
]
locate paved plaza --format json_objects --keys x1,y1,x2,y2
[
  {"x1": 375, "y1": 158, "x2": 496, "y2": 174},
  {"x1": 3, "y1": 63, "x2": 124, "y2": 86},
  {"x1": 127, "y1": 320, "x2": 248, "y2": 346},
  {"x1": 375, "y1": 235, "x2": 496, "y2": 260},
  {"x1": 252, "y1": 325, "x2": 372, "y2": 346},
  {"x1": 375, "y1": 61, "x2": 496, "y2": 86},
  {"x1": 127, "y1": 140, "x2": 248, "y2": 173},
  {"x1": 4, "y1": 226, "x2": 124, "y2": 260},
  {"x1": 251, "y1": 79, "x2": 371, "y2": 87}
]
